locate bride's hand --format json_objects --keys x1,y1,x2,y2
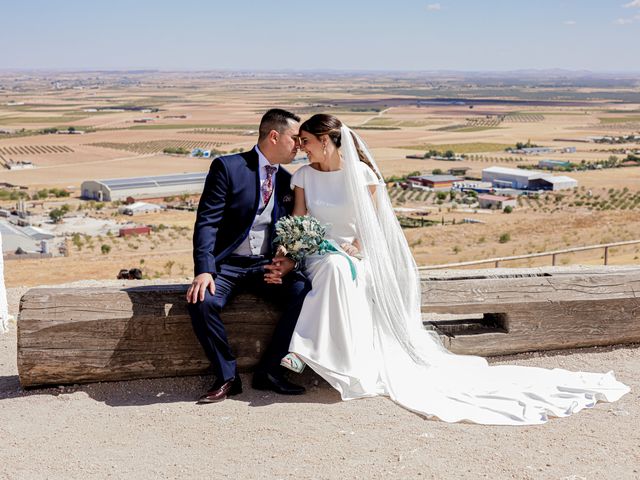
[
  {"x1": 340, "y1": 243, "x2": 359, "y2": 257},
  {"x1": 264, "y1": 255, "x2": 295, "y2": 284}
]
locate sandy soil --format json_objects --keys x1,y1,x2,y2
[{"x1": 0, "y1": 284, "x2": 638, "y2": 480}]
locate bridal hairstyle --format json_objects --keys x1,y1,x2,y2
[
  {"x1": 299, "y1": 114, "x2": 381, "y2": 180},
  {"x1": 258, "y1": 108, "x2": 301, "y2": 142}
]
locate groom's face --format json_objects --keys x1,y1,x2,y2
[{"x1": 275, "y1": 121, "x2": 300, "y2": 164}]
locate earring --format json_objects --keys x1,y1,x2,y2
[{"x1": 323, "y1": 144, "x2": 327, "y2": 156}]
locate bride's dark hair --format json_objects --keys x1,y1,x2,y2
[{"x1": 299, "y1": 114, "x2": 381, "y2": 180}]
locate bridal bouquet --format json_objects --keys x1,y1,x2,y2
[
  {"x1": 273, "y1": 215, "x2": 357, "y2": 281},
  {"x1": 273, "y1": 215, "x2": 330, "y2": 262}
]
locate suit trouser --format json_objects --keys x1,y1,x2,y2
[{"x1": 188, "y1": 254, "x2": 311, "y2": 382}]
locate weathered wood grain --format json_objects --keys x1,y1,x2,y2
[{"x1": 17, "y1": 267, "x2": 640, "y2": 387}]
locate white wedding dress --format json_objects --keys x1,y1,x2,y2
[{"x1": 287, "y1": 129, "x2": 630, "y2": 425}]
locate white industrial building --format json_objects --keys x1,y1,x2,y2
[
  {"x1": 117, "y1": 202, "x2": 164, "y2": 216},
  {"x1": 482, "y1": 167, "x2": 578, "y2": 191},
  {"x1": 478, "y1": 194, "x2": 518, "y2": 210},
  {"x1": 81, "y1": 172, "x2": 208, "y2": 201}
]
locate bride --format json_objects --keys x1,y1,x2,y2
[{"x1": 278, "y1": 113, "x2": 629, "y2": 425}]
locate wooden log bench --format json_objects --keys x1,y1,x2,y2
[{"x1": 17, "y1": 266, "x2": 640, "y2": 387}]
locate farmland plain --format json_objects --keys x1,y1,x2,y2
[{"x1": 1, "y1": 71, "x2": 639, "y2": 286}]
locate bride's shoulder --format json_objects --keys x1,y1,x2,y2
[
  {"x1": 358, "y1": 162, "x2": 380, "y2": 185},
  {"x1": 291, "y1": 165, "x2": 310, "y2": 188}
]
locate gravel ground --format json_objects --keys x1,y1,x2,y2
[{"x1": 1, "y1": 283, "x2": 638, "y2": 480}]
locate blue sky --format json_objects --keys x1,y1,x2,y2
[{"x1": 1, "y1": 0, "x2": 639, "y2": 71}]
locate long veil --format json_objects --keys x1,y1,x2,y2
[
  {"x1": 339, "y1": 125, "x2": 630, "y2": 425},
  {"x1": 341, "y1": 125, "x2": 463, "y2": 365}
]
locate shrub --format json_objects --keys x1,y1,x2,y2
[
  {"x1": 72, "y1": 233, "x2": 83, "y2": 250},
  {"x1": 499, "y1": 233, "x2": 511, "y2": 243},
  {"x1": 49, "y1": 208, "x2": 66, "y2": 223},
  {"x1": 101, "y1": 244, "x2": 111, "y2": 255},
  {"x1": 503, "y1": 205, "x2": 513, "y2": 214}
]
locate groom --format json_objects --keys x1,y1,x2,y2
[{"x1": 186, "y1": 108, "x2": 310, "y2": 404}]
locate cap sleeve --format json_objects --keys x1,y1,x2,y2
[
  {"x1": 359, "y1": 162, "x2": 380, "y2": 186},
  {"x1": 290, "y1": 165, "x2": 307, "y2": 190}
]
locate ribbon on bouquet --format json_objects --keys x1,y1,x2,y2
[{"x1": 319, "y1": 239, "x2": 358, "y2": 281}]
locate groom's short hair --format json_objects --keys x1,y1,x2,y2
[{"x1": 258, "y1": 109, "x2": 300, "y2": 141}]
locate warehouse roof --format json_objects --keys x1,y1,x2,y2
[
  {"x1": 96, "y1": 172, "x2": 207, "y2": 191},
  {"x1": 482, "y1": 166, "x2": 550, "y2": 179}
]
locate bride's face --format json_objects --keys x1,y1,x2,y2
[{"x1": 298, "y1": 131, "x2": 325, "y2": 162}]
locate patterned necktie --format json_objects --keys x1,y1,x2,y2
[{"x1": 262, "y1": 165, "x2": 277, "y2": 206}]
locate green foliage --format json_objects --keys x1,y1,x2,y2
[
  {"x1": 503, "y1": 205, "x2": 513, "y2": 214},
  {"x1": 499, "y1": 232, "x2": 511, "y2": 243},
  {"x1": 101, "y1": 244, "x2": 111, "y2": 255},
  {"x1": 0, "y1": 189, "x2": 29, "y2": 201},
  {"x1": 72, "y1": 233, "x2": 83, "y2": 249},
  {"x1": 163, "y1": 146, "x2": 190, "y2": 155},
  {"x1": 49, "y1": 208, "x2": 65, "y2": 223},
  {"x1": 384, "y1": 170, "x2": 422, "y2": 183},
  {"x1": 49, "y1": 188, "x2": 70, "y2": 198},
  {"x1": 508, "y1": 139, "x2": 540, "y2": 151}
]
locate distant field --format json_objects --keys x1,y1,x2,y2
[
  {"x1": 1, "y1": 70, "x2": 640, "y2": 287},
  {"x1": 599, "y1": 115, "x2": 640, "y2": 124},
  {"x1": 362, "y1": 117, "x2": 431, "y2": 128},
  {"x1": 0, "y1": 116, "x2": 86, "y2": 125},
  {"x1": 88, "y1": 139, "x2": 229, "y2": 154},
  {"x1": 123, "y1": 123, "x2": 257, "y2": 131},
  {"x1": 397, "y1": 142, "x2": 513, "y2": 153},
  {"x1": 0, "y1": 145, "x2": 74, "y2": 155}
]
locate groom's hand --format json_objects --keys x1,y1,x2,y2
[
  {"x1": 264, "y1": 256, "x2": 295, "y2": 284},
  {"x1": 186, "y1": 273, "x2": 215, "y2": 303}
]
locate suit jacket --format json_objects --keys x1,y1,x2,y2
[{"x1": 192, "y1": 148, "x2": 295, "y2": 277}]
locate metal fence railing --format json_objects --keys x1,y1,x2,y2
[{"x1": 419, "y1": 239, "x2": 640, "y2": 270}]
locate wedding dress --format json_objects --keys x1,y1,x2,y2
[{"x1": 288, "y1": 126, "x2": 630, "y2": 425}]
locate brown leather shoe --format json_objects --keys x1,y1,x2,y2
[{"x1": 197, "y1": 376, "x2": 243, "y2": 404}]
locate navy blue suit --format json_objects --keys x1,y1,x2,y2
[{"x1": 189, "y1": 149, "x2": 310, "y2": 382}]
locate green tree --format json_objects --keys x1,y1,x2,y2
[{"x1": 49, "y1": 208, "x2": 65, "y2": 223}]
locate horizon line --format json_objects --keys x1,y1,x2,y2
[{"x1": 1, "y1": 68, "x2": 640, "y2": 76}]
